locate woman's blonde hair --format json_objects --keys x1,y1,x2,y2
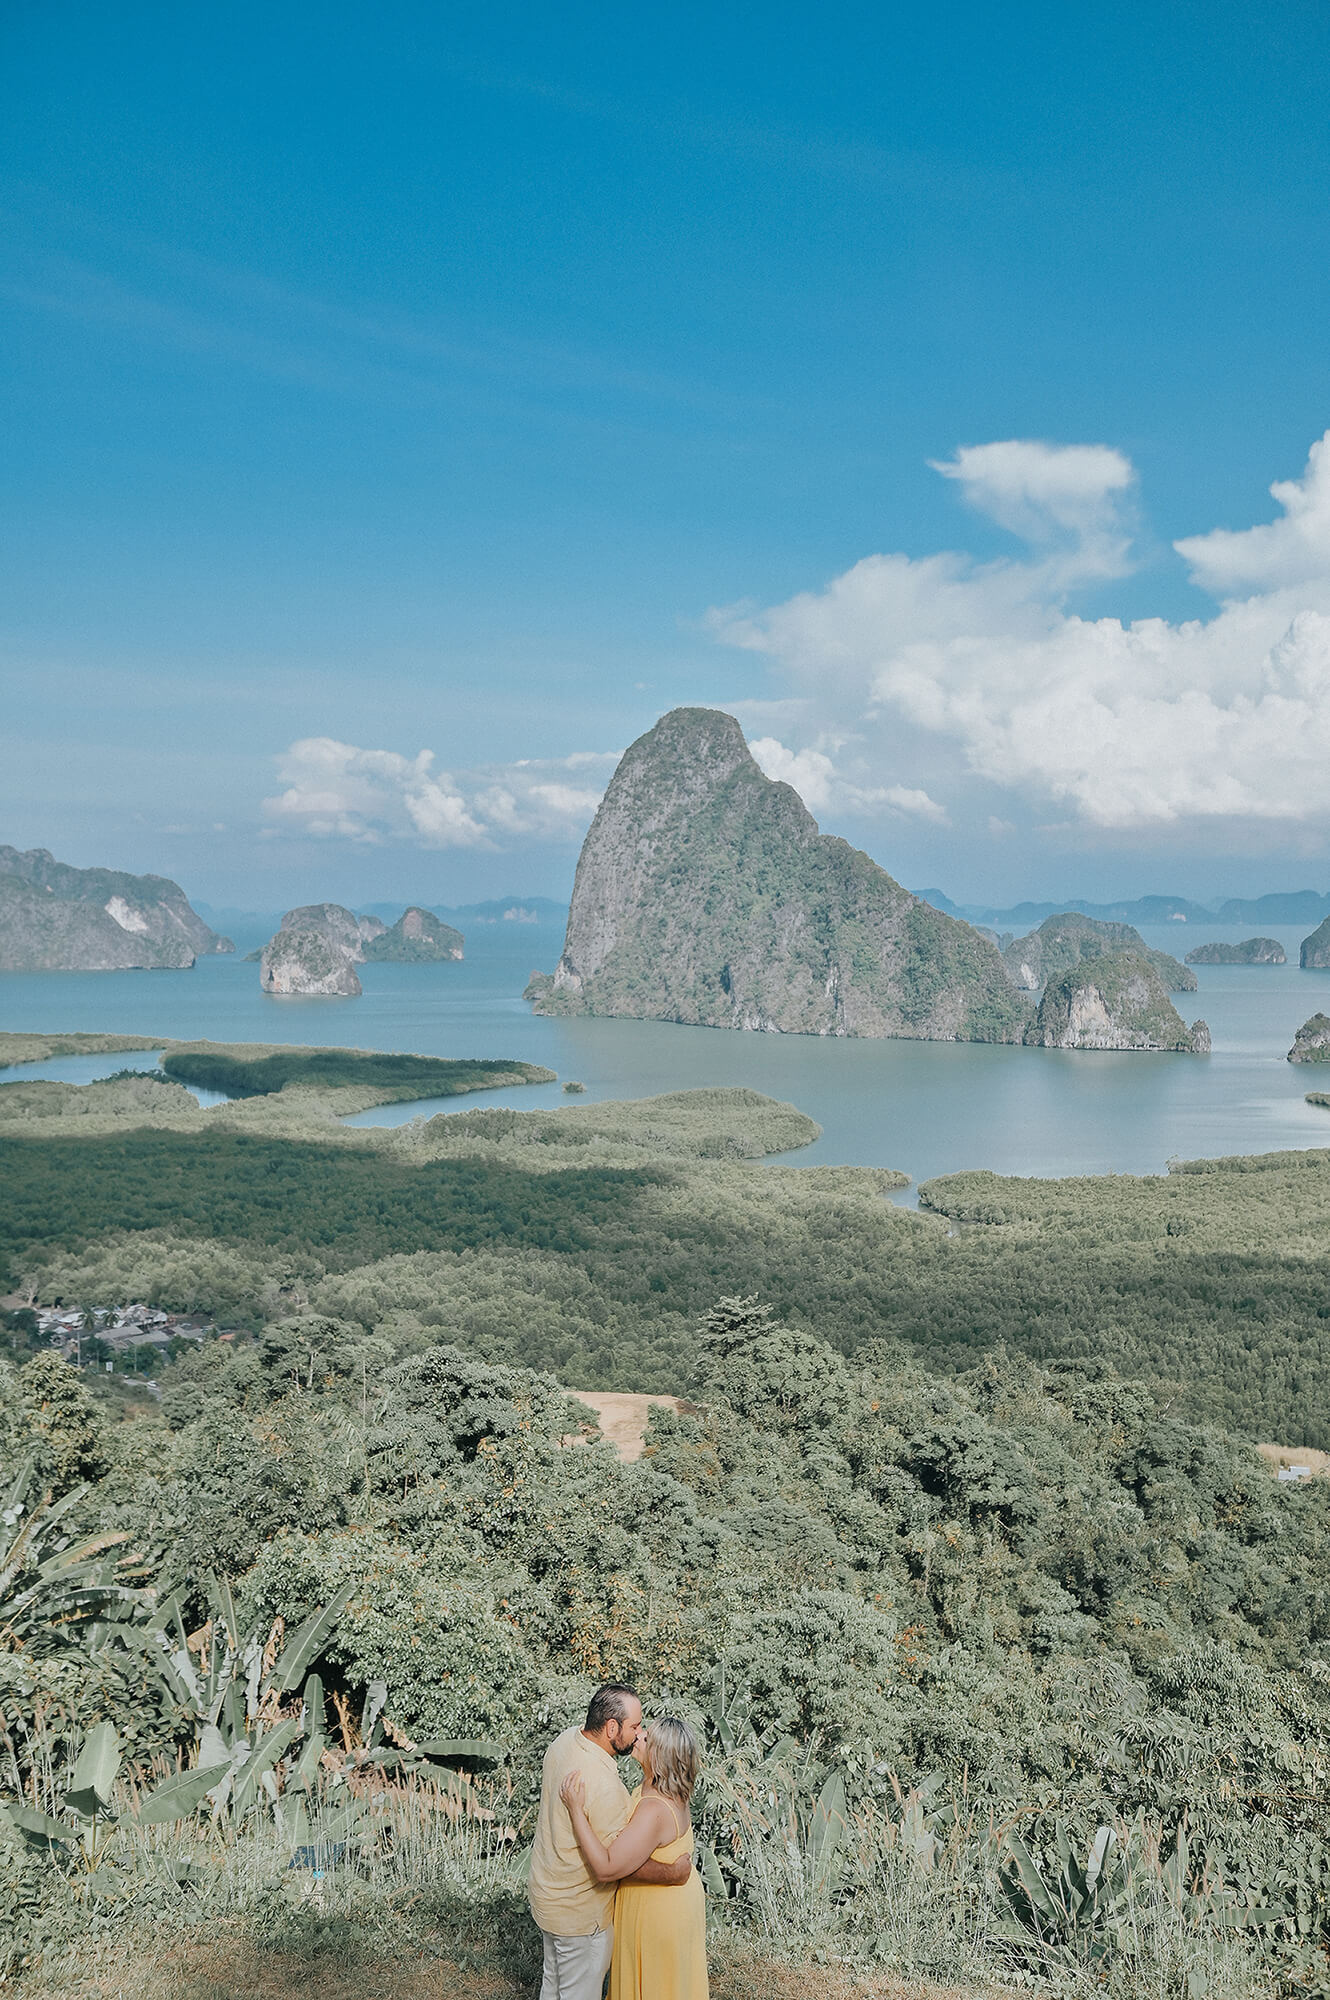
[{"x1": 643, "y1": 1716, "x2": 701, "y2": 1804}]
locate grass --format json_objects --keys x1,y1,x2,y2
[
  {"x1": 18, "y1": 1932, "x2": 1027, "y2": 2000},
  {"x1": 159, "y1": 1048, "x2": 555, "y2": 1103},
  {"x1": 0, "y1": 1033, "x2": 166, "y2": 1068}
]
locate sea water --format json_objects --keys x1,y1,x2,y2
[{"x1": 2, "y1": 920, "x2": 1328, "y2": 1199}]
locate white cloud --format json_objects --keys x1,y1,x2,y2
[
  {"x1": 1176, "y1": 433, "x2": 1330, "y2": 595},
  {"x1": 931, "y1": 439, "x2": 1135, "y2": 578},
  {"x1": 263, "y1": 739, "x2": 618, "y2": 848},
  {"x1": 264, "y1": 739, "x2": 488, "y2": 847},
  {"x1": 748, "y1": 735, "x2": 937, "y2": 819},
  {"x1": 715, "y1": 432, "x2": 1330, "y2": 834},
  {"x1": 748, "y1": 737, "x2": 839, "y2": 811},
  {"x1": 882, "y1": 785, "x2": 949, "y2": 824}
]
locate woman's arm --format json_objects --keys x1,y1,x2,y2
[{"x1": 559, "y1": 1772, "x2": 674, "y2": 1883}]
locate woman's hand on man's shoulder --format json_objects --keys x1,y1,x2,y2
[{"x1": 560, "y1": 1771, "x2": 586, "y2": 1808}]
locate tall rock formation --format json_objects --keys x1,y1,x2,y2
[
  {"x1": 1300, "y1": 918, "x2": 1330, "y2": 969},
  {"x1": 258, "y1": 903, "x2": 378, "y2": 996},
  {"x1": 1002, "y1": 911, "x2": 1195, "y2": 993},
  {"x1": 1287, "y1": 1013, "x2": 1330, "y2": 1063},
  {"x1": 260, "y1": 927, "x2": 362, "y2": 996},
  {"x1": 1025, "y1": 953, "x2": 1210, "y2": 1052},
  {"x1": 525, "y1": 708, "x2": 1029, "y2": 1042},
  {"x1": 0, "y1": 846, "x2": 231, "y2": 970}
]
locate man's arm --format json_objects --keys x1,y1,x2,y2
[{"x1": 626, "y1": 1854, "x2": 693, "y2": 1886}]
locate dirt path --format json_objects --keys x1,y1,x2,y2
[
  {"x1": 1258, "y1": 1442, "x2": 1330, "y2": 1478},
  {"x1": 573, "y1": 1391, "x2": 686, "y2": 1461}
]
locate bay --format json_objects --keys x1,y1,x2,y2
[{"x1": 2, "y1": 919, "x2": 1329, "y2": 1201}]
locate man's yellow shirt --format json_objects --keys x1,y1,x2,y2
[{"x1": 529, "y1": 1727, "x2": 632, "y2": 1936}]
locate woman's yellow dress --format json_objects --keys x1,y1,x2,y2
[{"x1": 611, "y1": 1788, "x2": 708, "y2": 2000}]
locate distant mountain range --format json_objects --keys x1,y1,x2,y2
[{"x1": 914, "y1": 888, "x2": 1330, "y2": 929}]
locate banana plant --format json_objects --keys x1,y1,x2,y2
[
  {"x1": 694, "y1": 1667, "x2": 849, "y2": 1905},
  {"x1": 78, "y1": 1572, "x2": 350, "y2": 1828},
  {"x1": 1, "y1": 1719, "x2": 221, "y2": 1889},
  {"x1": 0, "y1": 1457, "x2": 136, "y2": 1650},
  {"x1": 998, "y1": 1822, "x2": 1130, "y2": 1959},
  {"x1": 146, "y1": 1576, "x2": 350, "y2": 1822},
  {"x1": 995, "y1": 1817, "x2": 1221, "y2": 1965}
]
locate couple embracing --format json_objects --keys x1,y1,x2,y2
[{"x1": 529, "y1": 1682, "x2": 707, "y2": 2000}]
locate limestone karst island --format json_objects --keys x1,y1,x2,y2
[
  {"x1": 257, "y1": 903, "x2": 465, "y2": 995},
  {"x1": 0, "y1": 846, "x2": 232, "y2": 970},
  {"x1": 527, "y1": 707, "x2": 1212, "y2": 1053}
]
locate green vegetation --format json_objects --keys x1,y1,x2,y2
[
  {"x1": 159, "y1": 1046, "x2": 554, "y2": 1101},
  {"x1": 5, "y1": 1060, "x2": 1330, "y2": 1990},
  {"x1": 0, "y1": 1031, "x2": 166, "y2": 1068},
  {"x1": 0, "y1": 1073, "x2": 196, "y2": 1126},
  {"x1": 2, "y1": 1294, "x2": 1327, "y2": 1993},
  {"x1": 9, "y1": 1074, "x2": 1330, "y2": 1438}
]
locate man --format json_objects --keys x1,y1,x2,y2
[{"x1": 529, "y1": 1682, "x2": 692, "y2": 2000}]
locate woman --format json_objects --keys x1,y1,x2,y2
[{"x1": 559, "y1": 1714, "x2": 707, "y2": 2000}]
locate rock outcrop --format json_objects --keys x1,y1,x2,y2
[
  {"x1": 279, "y1": 904, "x2": 385, "y2": 958},
  {"x1": 256, "y1": 902, "x2": 465, "y2": 992},
  {"x1": 0, "y1": 846, "x2": 231, "y2": 970},
  {"x1": 260, "y1": 927, "x2": 363, "y2": 996},
  {"x1": 363, "y1": 907, "x2": 464, "y2": 961},
  {"x1": 1002, "y1": 911, "x2": 1196, "y2": 994},
  {"x1": 1300, "y1": 918, "x2": 1330, "y2": 969},
  {"x1": 526, "y1": 707, "x2": 1029, "y2": 1042},
  {"x1": 1287, "y1": 1013, "x2": 1330, "y2": 1063},
  {"x1": 1025, "y1": 953, "x2": 1210, "y2": 1052},
  {"x1": 1185, "y1": 937, "x2": 1286, "y2": 965}
]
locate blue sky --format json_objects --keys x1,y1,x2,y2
[{"x1": 7, "y1": 1, "x2": 1330, "y2": 909}]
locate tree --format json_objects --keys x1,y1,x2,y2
[{"x1": 18, "y1": 1355, "x2": 108, "y2": 1493}]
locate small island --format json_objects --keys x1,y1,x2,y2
[
  {"x1": 1185, "y1": 937, "x2": 1286, "y2": 965},
  {"x1": 1288, "y1": 1013, "x2": 1330, "y2": 1063},
  {"x1": 363, "y1": 906, "x2": 464, "y2": 962},
  {"x1": 1024, "y1": 953, "x2": 1210, "y2": 1053},
  {"x1": 1001, "y1": 910, "x2": 1195, "y2": 994},
  {"x1": 257, "y1": 902, "x2": 466, "y2": 995}
]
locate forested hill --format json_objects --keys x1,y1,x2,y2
[{"x1": 3, "y1": 1293, "x2": 1329, "y2": 1991}]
